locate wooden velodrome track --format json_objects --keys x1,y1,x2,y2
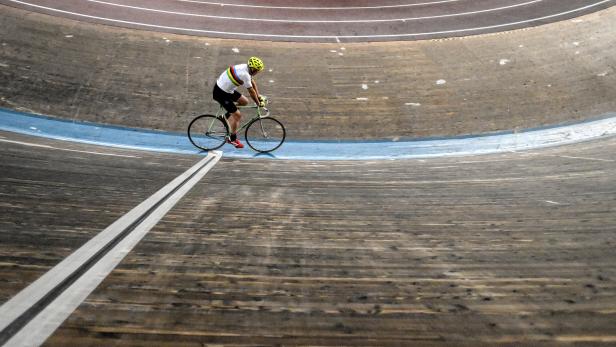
[
  {"x1": 1, "y1": 3, "x2": 615, "y2": 140},
  {"x1": 0, "y1": 0, "x2": 613, "y2": 42},
  {"x1": 1, "y1": 1, "x2": 616, "y2": 346},
  {"x1": 1, "y1": 131, "x2": 616, "y2": 346}
]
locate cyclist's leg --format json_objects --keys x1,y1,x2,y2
[
  {"x1": 213, "y1": 85, "x2": 240, "y2": 136},
  {"x1": 236, "y1": 95, "x2": 249, "y2": 107},
  {"x1": 213, "y1": 85, "x2": 238, "y2": 116},
  {"x1": 228, "y1": 110, "x2": 241, "y2": 140},
  {"x1": 227, "y1": 92, "x2": 247, "y2": 140}
]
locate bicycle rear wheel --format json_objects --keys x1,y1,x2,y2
[
  {"x1": 187, "y1": 114, "x2": 228, "y2": 151},
  {"x1": 245, "y1": 117, "x2": 286, "y2": 153}
]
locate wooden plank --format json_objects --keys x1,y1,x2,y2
[{"x1": 47, "y1": 138, "x2": 616, "y2": 345}]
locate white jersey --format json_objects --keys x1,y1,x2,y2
[{"x1": 216, "y1": 64, "x2": 253, "y2": 93}]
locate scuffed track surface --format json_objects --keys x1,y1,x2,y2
[
  {"x1": 0, "y1": 0, "x2": 612, "y2": 42},
  {"x1": 0, "y1": 131, "x2": 197, "y2": 306},
  {"x1": 1, "y1": 5, "x2": 615, "y2": 140},
  {"x1": 43, "y1": 137, "x2": 616, "y2": 346}
]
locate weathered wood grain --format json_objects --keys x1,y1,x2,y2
[
  {"x1": 1, "y1": 5, "x2": 615, "y2": 140},
  {"x1": 0, "y1": 132, "x2": 197, "y2": 305},
  {"x1": 46, "y1": 137, "x2": 616, "y2": 346}
]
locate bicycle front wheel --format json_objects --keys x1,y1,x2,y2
[
  {"x1": 245, "y1": 117, "x2": 286, "y2": 153},
  {"x1": 187, "y1": 115, "x2": 228, "y2": 151}
]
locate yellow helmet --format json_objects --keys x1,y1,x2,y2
[{"x1": 248, "y1": 56, "x2": 265, "y2": 71}]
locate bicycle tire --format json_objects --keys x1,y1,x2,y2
[
  {"x1": 187, "y1": 114, "x2": 228, "y2": 151},
  {"x1": 245, "y1": 117, "x2": 286, "y2": 153}
]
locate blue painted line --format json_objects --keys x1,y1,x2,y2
[{"x1": 1, "y1": 108, "x2": 616, "y2": 160}]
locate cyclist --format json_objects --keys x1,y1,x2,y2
[{"x1": 212, "y1": 56, "x2": 266, "y2": 149}]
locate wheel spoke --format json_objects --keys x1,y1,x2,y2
[
  {"x1": 188, "y1": 115, "x2": 228, "y2": 151},
  {"x1": 245, "y1": 117, "x2": 286, "y2": 153}
]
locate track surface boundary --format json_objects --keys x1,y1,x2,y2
[
  {"x1": 2, "y1": 0, "x2": 613, "y2": 41},
  {"x1": 1, "y1": 108, "x2": 616, "y2": 160},
  {"x1": 0, "y1": 152, "x2": 221, "y2": 346}
]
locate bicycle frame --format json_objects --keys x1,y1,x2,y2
[
  {"x1": 187, "y1": 98, "x2": 284, "y2": 152},
  {"x1": 215, "y1": 104, "x2": 270, "y2": 134}
]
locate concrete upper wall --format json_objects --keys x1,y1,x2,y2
[{"x1": 1, "y1": 4, "x2": 615, "y2": 140}]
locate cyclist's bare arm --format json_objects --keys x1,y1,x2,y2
[
  {"x1": 252, "y1": 78, "x2": 260, "y2": 97},
  {"x1": 248, "y1": 85, "x2": 261, "y2": 105}
]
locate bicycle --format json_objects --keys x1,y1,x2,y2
[{"x1": 187, "y1": 97, "x2": 286, "y2": 153}]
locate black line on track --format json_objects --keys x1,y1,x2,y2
[{"x1": 0, "y1": 156, "x2": 215, "y2": 345}]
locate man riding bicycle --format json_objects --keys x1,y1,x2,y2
[{"x1": 213, "y1": 56, "x2": 266, "y2": 149}]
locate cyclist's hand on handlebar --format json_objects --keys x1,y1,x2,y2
[{"x1": 258, "y1": 95, "x2": 267, "y2": 107}]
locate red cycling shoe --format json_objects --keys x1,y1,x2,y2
[{"x1": 227, "y1": 138, "x2": 244, "y2": 149}]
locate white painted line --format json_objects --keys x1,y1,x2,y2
[
  {"x1": 54, "y1": 147, "x2": 140, "y2": 158},
  {"x1": 3, "y1": 108, "x2": 616, "y2": 161},
  {"x1": 87, "y1": 0, "x2": 543, "y2": 24},
  {"x1": 177, "y1": 0, "x2": 463, "y2": 10},
  {"x1": 556, "y1": 155, "x2": 614, "y2": 162},
  {"x1": 0, "y1": 152, "x2": 221, "y2": 346},
  {"x1": 7, "y1": 0, "x2": 611, "y2": 39},
  {"x1": 0, "y1": 138, "x2": 140, "y2": 158}
]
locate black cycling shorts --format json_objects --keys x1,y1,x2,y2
[{"x1": 213, "y1": 84, "x2": 242, "y2": 114}]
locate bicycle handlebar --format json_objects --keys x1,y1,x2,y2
[{"x1": 237, "y1": 95, "x2": 269, "y2": 109}]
